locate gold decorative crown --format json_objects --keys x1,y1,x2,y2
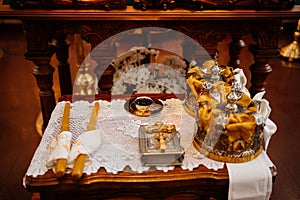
[{"x1": 185, "y1": 59, "x2": 264, "y2": 163}]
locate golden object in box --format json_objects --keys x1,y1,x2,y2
[{"x1": 139, "y1": 122, "x2": 184, "y2": 166}]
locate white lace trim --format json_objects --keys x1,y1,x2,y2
[{"x1": 26, "y1": 99, "x2": 228, "y2": 177}]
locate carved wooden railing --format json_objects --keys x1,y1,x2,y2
[
  {"x1": 1, "y1": 5, "x2": 300, "y2": 130},
  {"x1": 10, "y1": 0, "x2": 295, "y2": 10}
]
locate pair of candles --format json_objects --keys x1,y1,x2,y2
[{"x1": 55, "y1": 101, "x2": 99, "y2": 180}]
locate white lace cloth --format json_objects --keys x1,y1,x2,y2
[
  {"x1": 27, "y1": 98, "x2": 223, "y2": 176},
  {"x1": 25, "y1": 98, "x2": 276, "y2": 200}
]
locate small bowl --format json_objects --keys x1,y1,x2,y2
[
  {"x1": 125, "y1": 96, "x2": 163, "y2": 117},
  {"x1": 134, "y1": 96, "x2": 154, "y2": 112}
]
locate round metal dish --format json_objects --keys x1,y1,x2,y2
[{"x1": 124, "y1": 96, "x2": 163, "y2": 117}]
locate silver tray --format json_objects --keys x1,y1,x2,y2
[{"x1": 139, "y1": 124, "x2": 184, "y2": 166}]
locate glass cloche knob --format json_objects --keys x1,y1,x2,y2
[
  {"x1": 226, "y1": 81, "x2": 243, "y2": 113},
  {"x1": 211, "y1": 52, "x2": 221, "y2": 82}
]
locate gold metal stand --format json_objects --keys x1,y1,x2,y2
[
  {"x1": 280, "y1": 19, "x2": 300, "y2": 62},
  {"x1": 73, "y1": 34, "x2": 95, "y2": 95}
]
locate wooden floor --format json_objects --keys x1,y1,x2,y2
[{"x1": 0, "y1": 22, "x2": 300, "y2": 200}]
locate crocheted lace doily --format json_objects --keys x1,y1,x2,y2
[{"x1": 26, "y1": 98, "x2": 226, "y2": 177}]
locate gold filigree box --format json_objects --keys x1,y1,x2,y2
[{"x1": 139, "y1": 122, "x2": 184, "y2": 166}]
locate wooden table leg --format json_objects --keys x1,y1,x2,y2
[
  {"x1": 249, "y1": 21, "x2": 280, "y2": 97},
  {"x1": 228, "y1": 33, "x2": 246, "y2": 69},
  {"x1": 23, "y1": 21, "x2": 57, "y2": 131}
]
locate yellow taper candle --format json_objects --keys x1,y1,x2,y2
[
  {"x1": 71, "y1": 154, "x2": 87, "y2": 180},
  {"x1": 55, "y1": 159, "x2": 67, "y2": 177},
  {"x1": 71, "y1": 102, "x2": 99, "y2": 180},
  {"x1": 55, "y1": 102, "x2": 70, "y2": 177},
  {"x1": 60, "y1": 102, "x2": 70, "y2": 132}
]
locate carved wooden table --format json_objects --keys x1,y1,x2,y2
[
  {"x1": 1, "y1": 5, "x2": 300, "y2": 130},
  {"x1": 25, "y1": 93, "x2": 228, "y2": 200},
  {"x1": 23, "y1": 93, "x2": 278, "y2": 200},
  {"x1": 25, "y1": 165, "x2": 229, "y2": 200}
]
